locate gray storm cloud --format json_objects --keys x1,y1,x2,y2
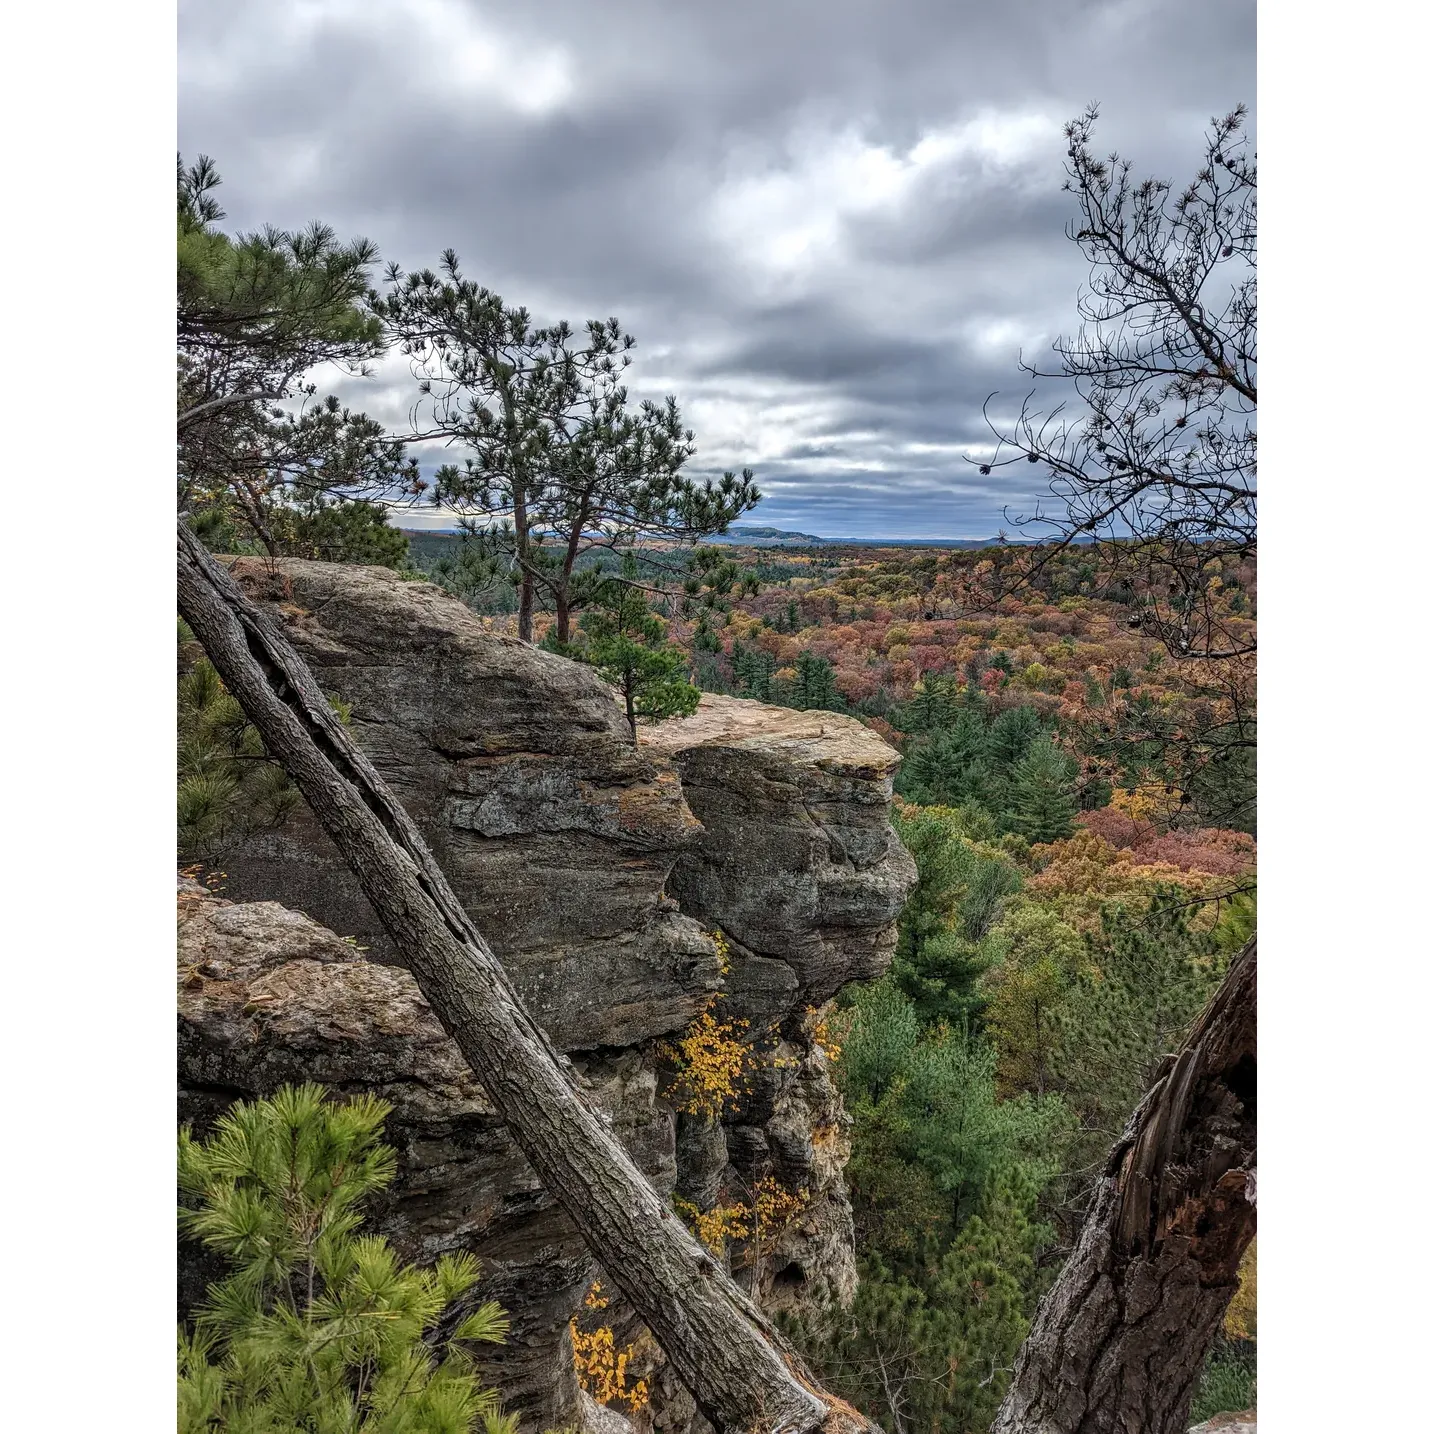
[{"x1": 179, "y1": 0, "x2": 1255, "y2": 538}]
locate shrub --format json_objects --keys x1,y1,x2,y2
[{"x1": 178, "y1": 1083, "x2": 515, "y2": 1434}]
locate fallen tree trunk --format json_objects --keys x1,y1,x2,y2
[
  {"x1": 176, "y1": 519, "x2": 872, "y2": 1434},
  {"x1": 991, "y1": 938, "x2": 1257, "y2": 1434}
]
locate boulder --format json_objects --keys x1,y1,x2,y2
[{"x1": 640, "y1": 694, "x2": 917, "y2": 1004}]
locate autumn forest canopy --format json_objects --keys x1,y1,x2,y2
[{"x1": 176, "y1": 98, "x2": 1255, "y2": 1434}]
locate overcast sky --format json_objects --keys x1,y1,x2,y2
[{"x1": 179, "y1": 0, "x2": 1254, "y2": 539}]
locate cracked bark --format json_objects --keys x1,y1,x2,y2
[
  {"x1": 992, "y1": 938, "x2": 1256, "y2": 1434},
  {"x1": 176, "y1": 519, "x2": 876, "y2": 1434}
]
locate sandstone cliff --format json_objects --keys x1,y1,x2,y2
[{"x1": 177, "y1": 560, "x2": 915, "y2": 1431}]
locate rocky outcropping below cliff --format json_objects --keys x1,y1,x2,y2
[{"x1": 178, "y1": 560, "x2": 916, "y2": 1432}]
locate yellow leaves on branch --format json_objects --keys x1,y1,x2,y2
[
  {"x1": 659, "y1": 928, "x2": 751, "y2": 1119},
  {"x1": 710, "y1": 926, "x2": 732, "y2": 975},
  {"x1": 569, "y1": 1282, "x2": 650, "y2": 1414},
  {"x1": 660, "y1": 1005, "x2": 751, "y2": 1119},
  {"x1": 751, "y1": 1175, "x2": 810, "y2": 1242},
  {"x1": 803, "y1": 1005, "x2": 842, "y2": 1064},
  {"x1": 675, "y1": 1197, "x2": 750, "y2": 1254},
  {"x1": 673, "y1": 1177, "x2": 811, "y2": 1263},
  {"x1": 1109, "y1": 781, "x2": 1183, "y2": 826}
]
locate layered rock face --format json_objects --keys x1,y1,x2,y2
[
  {"x1": 177, "y1": 887, "x2": 650, "y2": 1427},
  {"x1": 179, "y1": 562, "x2": 914, "y2": 1431},
  {"x1": 212, "y1": 558, "x2": 719, "y2": 1052}
]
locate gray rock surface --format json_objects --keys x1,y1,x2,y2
[
  {"x1": 179, "y1": 561, "x2": 916, "y2": 1433},
  {"x1": 641, "y1": 695, "x2": 917, "y2": 1005},
  {"x1": 177, "y1": 883, "x2": 665, "y2": 1429},
  {"x1": 213, "y1": 558, "x2": 719, "y2": 1053}
]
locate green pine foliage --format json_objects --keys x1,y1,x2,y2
[
  {"x1": 841, "y1": 983, "x2": 1067, "y2": 1245},
  {"x1": 893, "y1": 693, "x2": 1065, "y2": 838},
  {"x1": 573, "y1": 554, "x2": 700, "y2": 738},
  {"x1": 793, "y1": 978, "x2": 1065, "y2": 1434},
  {"x1": 178, "y1": 1083, "x2": 516, "y2": 1434},
  {"x1": 178, "y1": 619, "x2": 351, "y2": 858},
  {"x1": 1004, "y1": 734, "x2": 1080, "y2": 844},
  {"x1": 1045, "y1": 893, "x2": 1230, "y2": 1207},
  {"x1": 178, "y1": 156, "x2": 417, "y2": 560},
  {"x1": 1190, "y1": 1337, "x2": 1257, "y2": 1424},
  {"x1": 785, "y1": 1183, "x2": 1041, "y2": 1434},
  {"x1": 887, "y1": 805, "x2": 1023, "y2": 1028},
  {"x1": 723, "y1": 642, "x2": 847, "y2": 712}
]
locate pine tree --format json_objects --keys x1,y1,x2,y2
[
  {"x1": 1047, "y1": 892, "x2": 1228, "y2": 1206},
  {"x1": 981, "y1": 905, "x2": 1087, "y2": 1097},
  {"x1": 791, "y1": 651, "x2": 845, "y2": 712},
  {"x1": 177, "y1": 156, "x2": 417, "y2": 558},
  {"x1": 895, "y1": 675, "x2": 960, "y2": 734},
  {"x1": 1003, "y1": 734, "x2": 1078, "y2": 843},
  {"x1": 577, "y1": 554, "x2": 700, "y2": 738},
  {"x1": 888, "y1": 805, "x2": 1021, "y2": 1028},
  {"x1": 787, "y1": 1085, "x2": 1058, "y2": 1434},
  {"x1": 377, "y1": 255, "x2": 758, "y2": 643},
  {"x1": 178, "y1": 1083, "x2": 516, "y2": 1434},
  {"x1": 986, "y1": 704, "x2": 1043, "y2": 773}
]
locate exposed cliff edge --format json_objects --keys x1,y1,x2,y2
[{"x1": 179, "y1": 561, "x2": 915, "y2": 1431}]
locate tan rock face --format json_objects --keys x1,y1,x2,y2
[
  {"x1": 214, "y1": 559, "x2": 718, "y2": 1052},
  {"x1": 641, "y1": 694, "x2": 918, "y2": 1004},
  {"x1": 179, "y1": 562, "x2": 917, "y2": 1433}
]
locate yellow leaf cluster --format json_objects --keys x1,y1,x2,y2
[
  {"x1": 803, "y1": 1005, "x2": 842, "y2": 1063},
  {"x1": 674, "y1": 1176, "x2": 810, "y2": 1263},
  {"x1": 569, "y1": 1283, "x2": 650, "y2": 1414},
  {"x1": 675, "y1": 1197, "x2": 751, "y2": 1253},
  {"x1": 659, "y1": 1004, "x2": 752, "y2": 1120},
  {"x1": 1109, "y1": 782, "x2": 1183, "y2": 825},
  {"x1": 751, "y1": 1175, "x2": 810, "y2": 1242},
  {"x1": 710, "y1": 926, "x2": 731, "y2": 976}
]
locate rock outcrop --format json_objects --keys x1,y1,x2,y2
[
  {"x1": 177, "y1": 884, "x2": 667, "y2": 1427},
  {"x1": 211, "y1": 558, "x2": 719, "y2": 1053},
  {"x1": 179, "y1": 562, "x2": 915, "y2": 1432},
  {"x1": 641, "y1": 696, "x2": 916, "y2": 1008}
]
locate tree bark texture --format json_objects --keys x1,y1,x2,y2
[
  {"x1": 992, "y1": 938, "x2": 1256, "y2": 1434},
  {"x1": 176, "y1": 520, "x2": 871, "y2": 1434}
]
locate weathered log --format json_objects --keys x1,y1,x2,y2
[
  {"x1": 991, "y1": 938, "x2": 1257, "y2": 1434},
  {"x1": 176, "y1": 519, "x2": 875, "y2": 1434}
]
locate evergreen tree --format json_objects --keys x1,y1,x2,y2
[
  {"x1": 377, "y1": 255, "x2": 758, "y2": 642},
  {"x1": 177, "y1": 156, "x2": 417, "y2": 558},
  {"x1": 1003, "y1": 734, "x2": 1079, "y2": 843},
  {"x1": 895, "y1": 675, "x2": 961, "y2": 734},
  {"x1": 800, "y1": 979, "x2": 1065, "y2": 1434},
  {"x1": 791, "y1": 651, "x2": 846, "y2": 712},
  {"x1": 178, "y1": 620, "x2": 353, "y2": 858},
  {"x1": 981, "y1": 904, "x2": 1086, "y2": 1097},
  {"x1": 888, "y1": 805, "x2": 1021, "y2": 1028},
  {"x1": 1048, "y1": 892, "x2": 1229, "y2": 1208},
  {"x1": 178, "y1": 1084, "x2": 515, "y2": 1434},
  {"x1": 987, "y1": 704, "x2": 1043, "y2": 772},
  {"x1": 730, "y1": 641, "x2": 779, "y2": 704},
  {"x1": 576, "y1": 555, "x2": 700, "y2": 738},
  {"x1": 896, "y1": 707, "x2": 995, "y2": 810}
]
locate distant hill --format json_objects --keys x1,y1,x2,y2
[
  {"x1": 709, "y1": 525, "x2": 1024, "y2": 549},
  {"x1": 398, "y1": 523, "x2": 1085, "y2": 550}
]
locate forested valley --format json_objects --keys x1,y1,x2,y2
[{"x1": 177, "y1": 99, "x2": 1255, "y2": 1434}]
